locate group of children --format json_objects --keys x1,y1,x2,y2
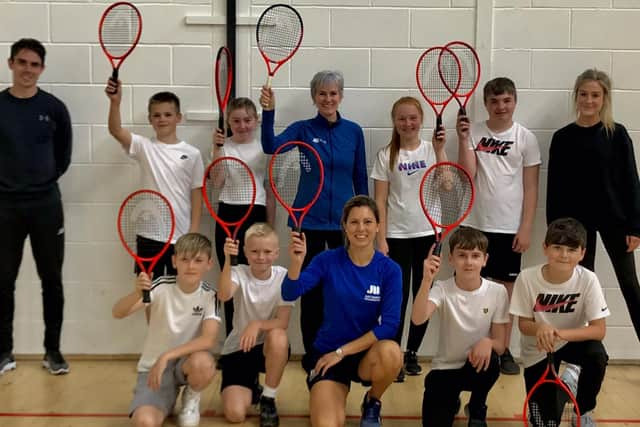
[{"x1": 104, "y1": 66, "x2": 635, "y2": 427}]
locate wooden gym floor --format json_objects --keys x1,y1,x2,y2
[{"x1": 1, "y1": 359, "x2": 639, "y2": 426}]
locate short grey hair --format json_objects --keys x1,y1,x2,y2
[{"x1": 310, "y1": 70, "x2": 344, "y2": 100}]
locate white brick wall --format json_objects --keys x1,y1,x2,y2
[{"x1": 1, "y1": 1, "x2": 638, "y2": 360}]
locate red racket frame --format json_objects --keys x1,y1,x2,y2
[
  {"x1": 202, "y1": 157, "x2": 257, "y2": 265},
  {"x1": 98, "y1": 1, "x2": 142, "y2": 82},
  {"x1": 268, "y1": 141, "x2": 324, "y2": 232},
  {"x1": 117, "y1": 189, "x2": 175, "y2": 303},
  {"x1": 256, "y1": 4, "x2": 304, "y2": 88},
  {"x1": 418, "y1": 161, "x2": 475, "y2": 256},
  {"x1": 522, "y1": 353, "x2": 581, "y2": 427},
  {"x1": 215, "y1": 46, "x2": 233, "y2": 145},
  {"x1": 416, "y1": 46, "x2": 461, "y2": 129},
  {"x1": 442, "y1": 40, "x2": 481, "y2": 116}
]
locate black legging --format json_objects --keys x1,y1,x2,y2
[
  {"x1": 580, "y1": 226, "x2": 640, "y2": 341},
  {"x1": 387, "y1": 235, "x2": 435, "y2": 351}
]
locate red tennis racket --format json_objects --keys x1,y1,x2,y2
[
  {"x1": 256, "y1": 4, "x2": 304, "y2": 88},
  {"x1": 523, "y1": 353, "x2": 581, "y2": 427},
  {"x1": 416, "y1": 46, "x2": 461, "y2": 130},
  {"x1": 442, "y1": 41, "x2": 481, "y2": 117},
  {"x1": 202, "y1": 157, "x2": 257, "y2": 265},
  {"x1": 118, "y1": 189, "x2": 175, "y2": 303},
  {"x1": 215, "y1": 46, "x2": 233, "y2": 146},
  {"x1": 269, "y1": 141, "x2": 324, "y2": 232},
  {"x1": 419, "y1": 161, "x2": 474, "y2": 256},
  {"x1": 99, "y1": 1, "x2": 142, "y2": 91}
]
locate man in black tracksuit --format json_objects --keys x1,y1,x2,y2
[{"x1": 0, "y1": 38, "x2": 72, "y2": 375}]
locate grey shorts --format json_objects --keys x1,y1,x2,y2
[{"x1": 129, "y1": 358, "x2": 188, "y2": 417}]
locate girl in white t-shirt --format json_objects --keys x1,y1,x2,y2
[
  {"x1": 370, "y1": 96, "x2": 447, "y2": 381},
  {"x1": 212, "y1": 98, "x2": 275, "y2": 335}
]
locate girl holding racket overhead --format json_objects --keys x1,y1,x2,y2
[
  {"x1": 547, "y1": 69, "x2": 640, "y2": 344},
  {"x1": 371, "y1": 96, "x2": 447, "y2": 382},
  {"x1": 283, "y1": 195, "x2": 402, "y2": 427},
  {"x1": 211, "y1": 97, "x2": 275, "y2": 335},
  {"x1": 259, "y1": 70, "x2": 368, "y2": 359}
]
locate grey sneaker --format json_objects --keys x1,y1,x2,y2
[
  {"x1": 499, "y1": 348, "x2": 520, "y2": 375},
  {"x1": 464, "y1": 403, "x2": 488, "y2": 427},
  {"x1": 573, "y1": 411, "x2": 596, "y2": 427},
  {"x1": 561, "y1": 363, "x2": 580, "y2": 396},
  {"x1": 42, "y1": 350, "x2": 69, "y2": 375},
  {"x1": 0, "y1": 353, "x2": 16, "y2": 375}
]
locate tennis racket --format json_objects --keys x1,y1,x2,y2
[
  {"x1": 202, "y1": 157, "x2": 257, "y2": 265},
  {"x1": 442, "y1": 41, "x2": 481, "y2": 117},
  {"x1": 256, "y1": 4, "x2": 304, "y2": 88},
  {"x1": 419, "y1": 161, "x2": 474, "y2": 256},
  {"x1": 117, "y1": 189, "x2": 175, "y2": 303},
  {"x1": 416, "y1": 46, "x2": 461, "y2": 130},
  {"x1": 99, "y1": 1, "x2": 142, "y2": 92},
  {"x1": 523, "y1": 353, "x2": 581, "y2": 427},
  {"x1": 215, "y1": 46, "x2": 233, "y2": 146},
  {"x1": 269, "y1": 141, "x2": 324, "y2": 233}
]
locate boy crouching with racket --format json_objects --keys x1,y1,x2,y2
[
  {"x1": 411, "y1": 227, "x2": 510, "y2": 427},
  {"x1": 217, "y1": 223, "x2": 293, "y2": 427},
  {"x1": 112, "y1": 233, "x2": 219, "y2": 427},
  {"x1": 510, "y1": 218, "x2": 609, "y2": 427}
]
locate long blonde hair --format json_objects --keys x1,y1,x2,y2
[
  {"x1": 387, "y1": 97, "x2": 424, "y2": 171},
  {"x1": 573, "y1": 69, "x2": 615, "y2": 135}
]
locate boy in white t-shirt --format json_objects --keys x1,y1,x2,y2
[
  {"x1": 411, "y1": 227, "x2": 510, "y2": 427},
  {"x1": 456, "y1": 77, "x2": 541, "y2": 375},
  {"x1": 112, "y1": 233, "x2": 220, "y2": 427},
  {"x1": 510, "y1": 218, "x2": 609, "y2": 427},
  {"x1": 217, "y1": 223, "x2": 293, "y2": 427},
  {"x1": 106, "y1": 79, "x2": 205, "y2": 280}
]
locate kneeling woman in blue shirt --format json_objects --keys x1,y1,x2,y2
[{"x1": 283, "y1": 195, "x2": 402, "y2": 427}]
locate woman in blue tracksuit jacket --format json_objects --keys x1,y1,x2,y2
[
  {"x1": 260, "y1": 70, "x2": 369, "y2": 359},
  {"x1": 283, "y1": 195, "x2": 402, "y2": 427}
]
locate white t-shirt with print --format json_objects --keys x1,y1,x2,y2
[
  {"x1": 221, "y1": 265, "x2": 294, "y2": 355},
  {"x1": 370, "y1": 140, "x2": 437, "y2": 238},
  {"x1": 129, "y1": 134, "x2": 205, "y2": 242},
  {"x1": 463, "y1": 122, "x2": 541, "y2": 233},
  {"x1": 218, "y1": 138, "x2": 269, "y2": 206},
  {"x1": 428, "y1": 277, "x2": 510, "y2": 370},
  {"x1": 137, "y1": 277, "x2": 220, "y2": 372},
  {"x1": 510, "y1": 265, "x2": 610, "y2": 368}
]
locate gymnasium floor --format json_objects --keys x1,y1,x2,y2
[{"x1": 1, "y1": 359, "x2": 639, "y2": 426}]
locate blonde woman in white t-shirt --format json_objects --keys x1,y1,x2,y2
[{"x1": 371, "y1": 96, "x2": 446, "y2": 382}]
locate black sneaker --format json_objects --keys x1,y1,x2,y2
[
  {"x1": 42, "y1": 350, "x2": 69, "y2": 375},
  {"x1": 464, "y1": 403, "x2": 488, "y2": 427},
  {"x1": 360, "y1": 393, "x2": 382, "y2": 427},
  {"x1": 499, "y1": 348, "x2": 520, "y2": 375},
  {"x1": 404, "y1": 350, "x2": 422, "y2": 375},
  {"x1": 252, "y1": 382, "x2": 264, "y2": 405},
  {"x1": 0, "y1": 353, "x2": 16, "y2": 375},
  {"x1": 395, "y1": 367, "x2": 405, "y2": 383},
  {"x1": 259, "y1": 396, "x2": 279, "y2": 427}
]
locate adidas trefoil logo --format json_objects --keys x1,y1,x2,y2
[{"x1": 192, "y1": 305, "x2": 203, "y2": 316}]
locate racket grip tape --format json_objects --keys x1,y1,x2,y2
[
  {"x1": 142, "y1": 289, "x2": 151, "y2": 304},
  {"x1": 218, "y1": 115, "x2": 224, "y2": 134},
  {"x1": 433, "y1": 241, "x2": 443, "y2": 257},
  {"x1": 230, "y1": 254, "x2": 238, "y2": 266},
  {"x1": 436, "y1": 115, "x2": 443, "y2": 131}
]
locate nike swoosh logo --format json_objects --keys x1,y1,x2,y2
[
  {"x1": 601, "y1": 306, "x2": 608, "y2": 312},
  {"x1": 407, "y1": 170, "x2": 421, "y2": 176},
  {"x1": 533, "y1": 299, "x2": 578, "y2": 312}
]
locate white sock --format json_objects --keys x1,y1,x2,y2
[{"x1": 262, "y1": 385, "x2": 277, "y2": 399}]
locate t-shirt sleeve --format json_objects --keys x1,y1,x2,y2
[
  {"x1": 493, "y1": 285, "x2": 511, "y2": 324},
  {"x1": 128, "y1": 133, "x2": 144, "y2": 159},
  {"x1": 522, "y1": 129, "x2": 542, "y2": 167},
  {"x1": 191, "y1": 149, "x2": 205, "y2": 189},
  {"x1": 204, "y1": 289, "x2": 222, "y2": 321},
  {"x1": 509, "y1": 272, "x2": 533, "y2": 318},
  {"x1": 428, "y1": 281, "x2": 445, "y2": 308},
  {"x1": 370, "y1": 148, "x2": 390, "y2": 181},
  {"x1": 583, "y1": 274, "x2": 610, "y2": 322}
]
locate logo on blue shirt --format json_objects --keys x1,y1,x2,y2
[
  {"x1": 312, "y1": 137, "x2": 327, "y2": 145},
  {"x1": 364, "y1": 284, "x2": 381, "y2": 302}
]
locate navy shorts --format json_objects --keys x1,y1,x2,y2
[
  {"x1": 304, "y1": 349, "x2": 371, "y2": 391},
  {"x1": 481, "y1": 232, "x2": 521, "y2": 283}
]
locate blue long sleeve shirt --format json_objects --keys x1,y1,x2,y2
[
  {"x1": 261, "y1": 110, "x2": 368, "y2": 230},
  {"x1": 282, "y1": 247, "x2": 402, "y2": 353}
]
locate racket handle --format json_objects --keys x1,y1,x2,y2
[
  {"x1": 111, "y1": 68, "x2": 119, "y2": 83},
  {"x1": 433, "y1": 241, "x2": 443, "y2": 257},
  {"x1": 458, "y1": 106, "x2": 467, "y2": 117},
  {"x1": 265, "y1": 74, "x2": 273, "y2": 89},
  {"x1": 230, "y1": 254, "x2": 238, "y2": 266},
  {"x1": 218, "y1": 115, "x2": 224, "y2": 134},
  {"x1": 142, "y1": 289, "x2": 151, "y2": 304},
  {"x1": 436, "y1": 115, "x2": 443, "y2": 131}
]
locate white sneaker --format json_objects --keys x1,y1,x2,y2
[{"x1": 178, "y1": 386, "x2": 201, "y2": 427}]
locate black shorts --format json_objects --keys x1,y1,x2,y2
[
  {"x1": 219, "y1": 345, "x2": 266, "y2": 391},
  {"x1": 134, "y1": 235, "x2": 176, "y2": 278},
  {"x1": 481, "y1": 232, "x2": 521, "y2": 283},
  {"x1": 305, "y1": 349, "x2": 371, "y2": 391}
]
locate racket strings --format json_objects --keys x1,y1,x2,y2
[
  {"x1": 418, "y1": 49, "x2": 454, "y2": 104},
  {"x1": 528, "y1": 383, "x2": 578, "y2": 427},
  {"x1": 216, "y1": 53, "x2": 230, "y2": 105},
  {"x1": 447, "y1": 46, "x2": 479, "y2": 96},
  {"x1": 101, "y1": 5, "x2": 140, "y2": 58},
  {"x1": 257, "y1": 7, "x2": 302, "y2": 62},
  {"x1": 271, "y1": 148, "x2": 320, "y2": 209},
  {"x1": 421, "y1": 165, "x2": 473, "y2": 227},
  {"x1": 205, "y1": 159, "x2": 255, "y2": 223},
  {"x1": 437, "y1": 49, "x2": 461, "y2": 97},
  {"x1": 120, "y1": 193, "x2": 173, "y2": 254}
]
